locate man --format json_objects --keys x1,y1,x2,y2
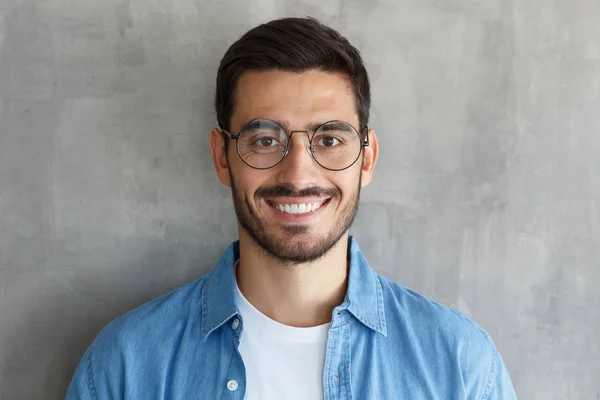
[{"x1": 66, "y1": 17, "x2": 517, "y2": 399}]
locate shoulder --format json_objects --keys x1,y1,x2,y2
[
  {"x1": 376, "y1": 274, "x2": 513, "y2": 397},
  {"x1": 377, "y1": 273, "x2": 491, "y2": 344},
  {"x1": 66, "y1": 275, "x2": 212, "y2": 398},
  {"x1": 91, "y1": 274, "x2": 210, "y2": 365}
]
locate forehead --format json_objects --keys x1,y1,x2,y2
[{"x1": 231, "y1": 69, "x2": 358, "y2": 130}]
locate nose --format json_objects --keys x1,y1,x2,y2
[
  {"x1": 275, "y1": 131, "x2": 319, "y2": 187},
  {"x1": 285, "y1": 131, "x2": 313, "y2": 158}
]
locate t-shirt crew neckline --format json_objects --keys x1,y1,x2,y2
[{"x1": 234, "y1": 260, "x2": 331, "y2": 343}]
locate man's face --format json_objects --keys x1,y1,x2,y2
[{"x1": 211, "y1": 69, "x2": 376, "y2": 263}]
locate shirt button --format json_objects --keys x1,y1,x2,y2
[
  {"x1": 227, "y1": 380, "x2": 238, "y2": 391},
  {"x1": 231, "y1": 318, "x2": 240, "y2": 330},
  {"x1": 334, "y1": 373, "x2": 339, "y2": 386}
]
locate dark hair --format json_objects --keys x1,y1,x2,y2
[{"x1": 214, "y1": 17, "x2": 371, "y2": 136}]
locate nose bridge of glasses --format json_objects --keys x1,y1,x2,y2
[
  {"x1": 285, "y1": 130, "x2": 313, "y2": 154},
  {"x1": 288, "y1": 130, "x2": 312, "y2": 141}
]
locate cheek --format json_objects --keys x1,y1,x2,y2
[
  {"x1": 232, "y1": 170, "x2": 271, "y2": 203},
  {"x1": 336, "y1": 169, "x2": 361, "y2": 194}
]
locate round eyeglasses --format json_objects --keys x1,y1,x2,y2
[{"x1": 219, "y1": 119, "x2": 369, "y2": 171}]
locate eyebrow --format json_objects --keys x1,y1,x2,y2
[
  {"x1": 283, "y1": 121, "x2": 353, "y2": 132},
  {"x1": 244, "y1": 120, "x2": 262, "y2": 130},
  {"x1": 241, "y1": 119, "x2": 354, "y2": 133},
  {"x1": 318, "y1": 121, "x2": 354, "y2": 131}
]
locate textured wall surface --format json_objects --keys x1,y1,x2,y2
[{"x1": 1, "y1": 0, "x2": 599, "y2": 399}]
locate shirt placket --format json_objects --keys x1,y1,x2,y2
[
  {"x1": 219, "y1": 317, "x2": 246, "y2": 400},
  {"x1": 323, "y1": 313, "x2": 352, "y2": 400}
]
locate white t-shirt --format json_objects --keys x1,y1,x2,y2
[{"x1": 235, "y1": 274, "x2": 330, "y2": 400}]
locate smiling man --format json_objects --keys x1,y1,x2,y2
[{"x1": 66, "y1": 17, "x2": 517, "y2": 399}]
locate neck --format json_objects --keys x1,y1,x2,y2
[{"x1": 235, "y1": 231, "x2": 349, "y2": 327}]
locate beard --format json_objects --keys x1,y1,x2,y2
[{"x1": 228, "y1": 164, "x2": 362, "y2": 265}]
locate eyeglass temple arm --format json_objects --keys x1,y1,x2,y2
[
  {"x1": 361, "y1": 126, "x2": 370, "y2": 147},
  {"x1": 218, "y1": 127, "x2": 239, "y2": 140}
]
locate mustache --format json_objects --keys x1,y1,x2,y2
[{"x1": 256, "y1": 184, "x2": 340, "y2": 199}]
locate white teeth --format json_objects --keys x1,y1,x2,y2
[{"x1": 271, "y1": 201, "x2": 324, "y2": 214}]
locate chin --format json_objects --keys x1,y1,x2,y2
[{"x1": 246, "y1": 224, "x2": 347, "y2": 264}]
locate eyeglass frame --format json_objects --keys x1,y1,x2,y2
[{"x1": 218, "y1": 118, "x2": 370, "y2": 171}]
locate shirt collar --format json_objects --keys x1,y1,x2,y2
[{"x1": 201, "y1": 236, "x2": 387, "y2": 342}]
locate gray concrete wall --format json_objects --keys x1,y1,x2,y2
[{"x1": 0, "y1": 0, "x2": 598, "y2": 398}]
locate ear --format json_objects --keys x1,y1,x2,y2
[
  {"x1": 209, "y1": 128, "x2": 232, "y2": 187},
  {"x1": 360, "y1": 129, "x2": 378, "y2": 187}
]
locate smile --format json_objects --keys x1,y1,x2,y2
[{"x1": 266, "y1": 199, "x2": 331, "y2": 215}]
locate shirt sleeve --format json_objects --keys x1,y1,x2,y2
[
  {"x1": 480, "y1": 344, "x2": 518, "y2": 400},
  {"x1": 65, "y1": 345, "x2": 96, "y2": 400}
]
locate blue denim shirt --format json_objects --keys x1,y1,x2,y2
[{"x1": 66, "y1": 237, "x2": 517, "y2": 399}]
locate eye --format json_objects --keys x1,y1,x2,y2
[
  {"x1": 253, "y1": 135, "x2": 279, "y2": 147},
  {"x1": 316, "y1": 136, "x2": 341, "y2": 147}
]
